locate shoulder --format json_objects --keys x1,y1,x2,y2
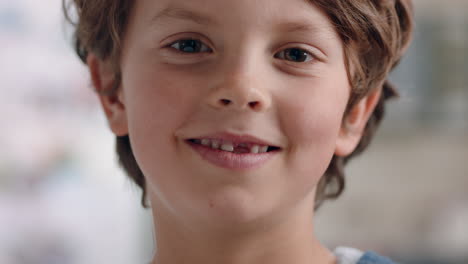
[
  {"x1": 356, "y1": 251, "x2": 398, "y2": 264},
  {"x1": 333, "y1": 247, "x2": 398, "y2": 264}
]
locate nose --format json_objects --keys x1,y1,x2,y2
[{"x1": 205, "y1": 72, "x2": 272, "y2": 112}]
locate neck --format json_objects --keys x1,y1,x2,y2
[{"x1": 149, "y1": 193, "x2": 336, "y2": 264}]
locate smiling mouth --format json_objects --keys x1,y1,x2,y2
[{"x1": 186, "y1": 139, "x2": 281, "y2": 154}]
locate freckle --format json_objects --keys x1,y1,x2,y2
[{"x1": 209, "y1": 202, "x2": 214, "y2": 208}]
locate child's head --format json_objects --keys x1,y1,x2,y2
[{"x1": 64, "y1": 0, "x2": 413, "y2": 212}]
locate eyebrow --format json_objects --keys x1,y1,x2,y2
[
  {"x1": 277, "y1": 21, "x2": 323, "y2": 34},
  {"x1": 150, "y1": 6, "x2": 217, "y2": 26},
  {"x1": 150, "y1": 6, "x2": 333, "y2": 37}
]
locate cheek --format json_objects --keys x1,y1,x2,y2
[
  {"x1": 125, "y1": 70, "x2": 189, "y2": 123},
  {"x1": 279, "y1": 79, "x2": 349, "y2": 179},
  {"x1": 122, "y1": 61, "x2": 201, "y2": 131},
  {"x1": 288, "y1": 98, "x2": 343, "y2": 146},
  {"x1": 120, "y1": 64, "x2": 198, "y2": 170}
]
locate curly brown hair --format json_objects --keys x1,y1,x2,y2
[{"x1": 63, "y1": 0, "x2": 413, "y2": 209}]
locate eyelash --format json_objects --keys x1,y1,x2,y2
[
  {"x1": 169, "y1": 38, "x2": 212, "y2": 54},
  {"x1": 166, "y1": 38, "x2": 317, "y2": 63}
]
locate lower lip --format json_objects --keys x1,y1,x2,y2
[{"x1": 186, "y1": 141, "x2": 279, "y2": 170}]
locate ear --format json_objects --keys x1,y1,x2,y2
[
  {"x1": 87, "y1": 54, "x2": 129, "y2": 136},
  {"x1": 335, "y1": 87, "x2": 382, "y2": 157}
]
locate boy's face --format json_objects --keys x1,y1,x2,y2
[{"x1": 92, "y1": 0, "x2": 378, "y2": 226}]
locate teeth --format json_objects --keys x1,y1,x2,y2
[
  {"x1": 220, "y1": 142, "x2": 234, "y2": 152},
  {"x1": 211, "y1": 140, "x2": 220, "y2": 149},
  {"x1": 250, "y1": 145, "x2": 260, "y2": 154},
  {"x1": 193, "y1": 138, "x2": 274, "y2": 154}
]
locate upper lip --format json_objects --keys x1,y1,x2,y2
[{"x1": 187, "y1": 132, "x2": 281, "y2": 148}]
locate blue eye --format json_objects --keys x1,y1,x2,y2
[
  {"x1": 275, "y1": 48, "x2": 313, "y2": 63},
  {"x1": 170, "y1": 39, "x2": 212, "y2": 53}
]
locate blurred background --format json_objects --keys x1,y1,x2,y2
[{"x1": 0, "y1": 0, "x2": 467, "y2": 263}]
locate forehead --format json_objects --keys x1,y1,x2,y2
[{"x1": 131, "y1": 0, "x2": 338, "y2": 38}]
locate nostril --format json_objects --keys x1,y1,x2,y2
[
  {"x1": 220, "y1": 99, "x2": 231, "y2": 105},
  {"x1": 249, "y1": 101, "x2": 259, "y2": 108}
]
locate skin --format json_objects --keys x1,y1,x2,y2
[{"x1": 88, "y1": 0, "x2": 382, "y2": 263}]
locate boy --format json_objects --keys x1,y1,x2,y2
[{"x1": 64, "y1": 0, "x2": 413, "y2": 263}]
